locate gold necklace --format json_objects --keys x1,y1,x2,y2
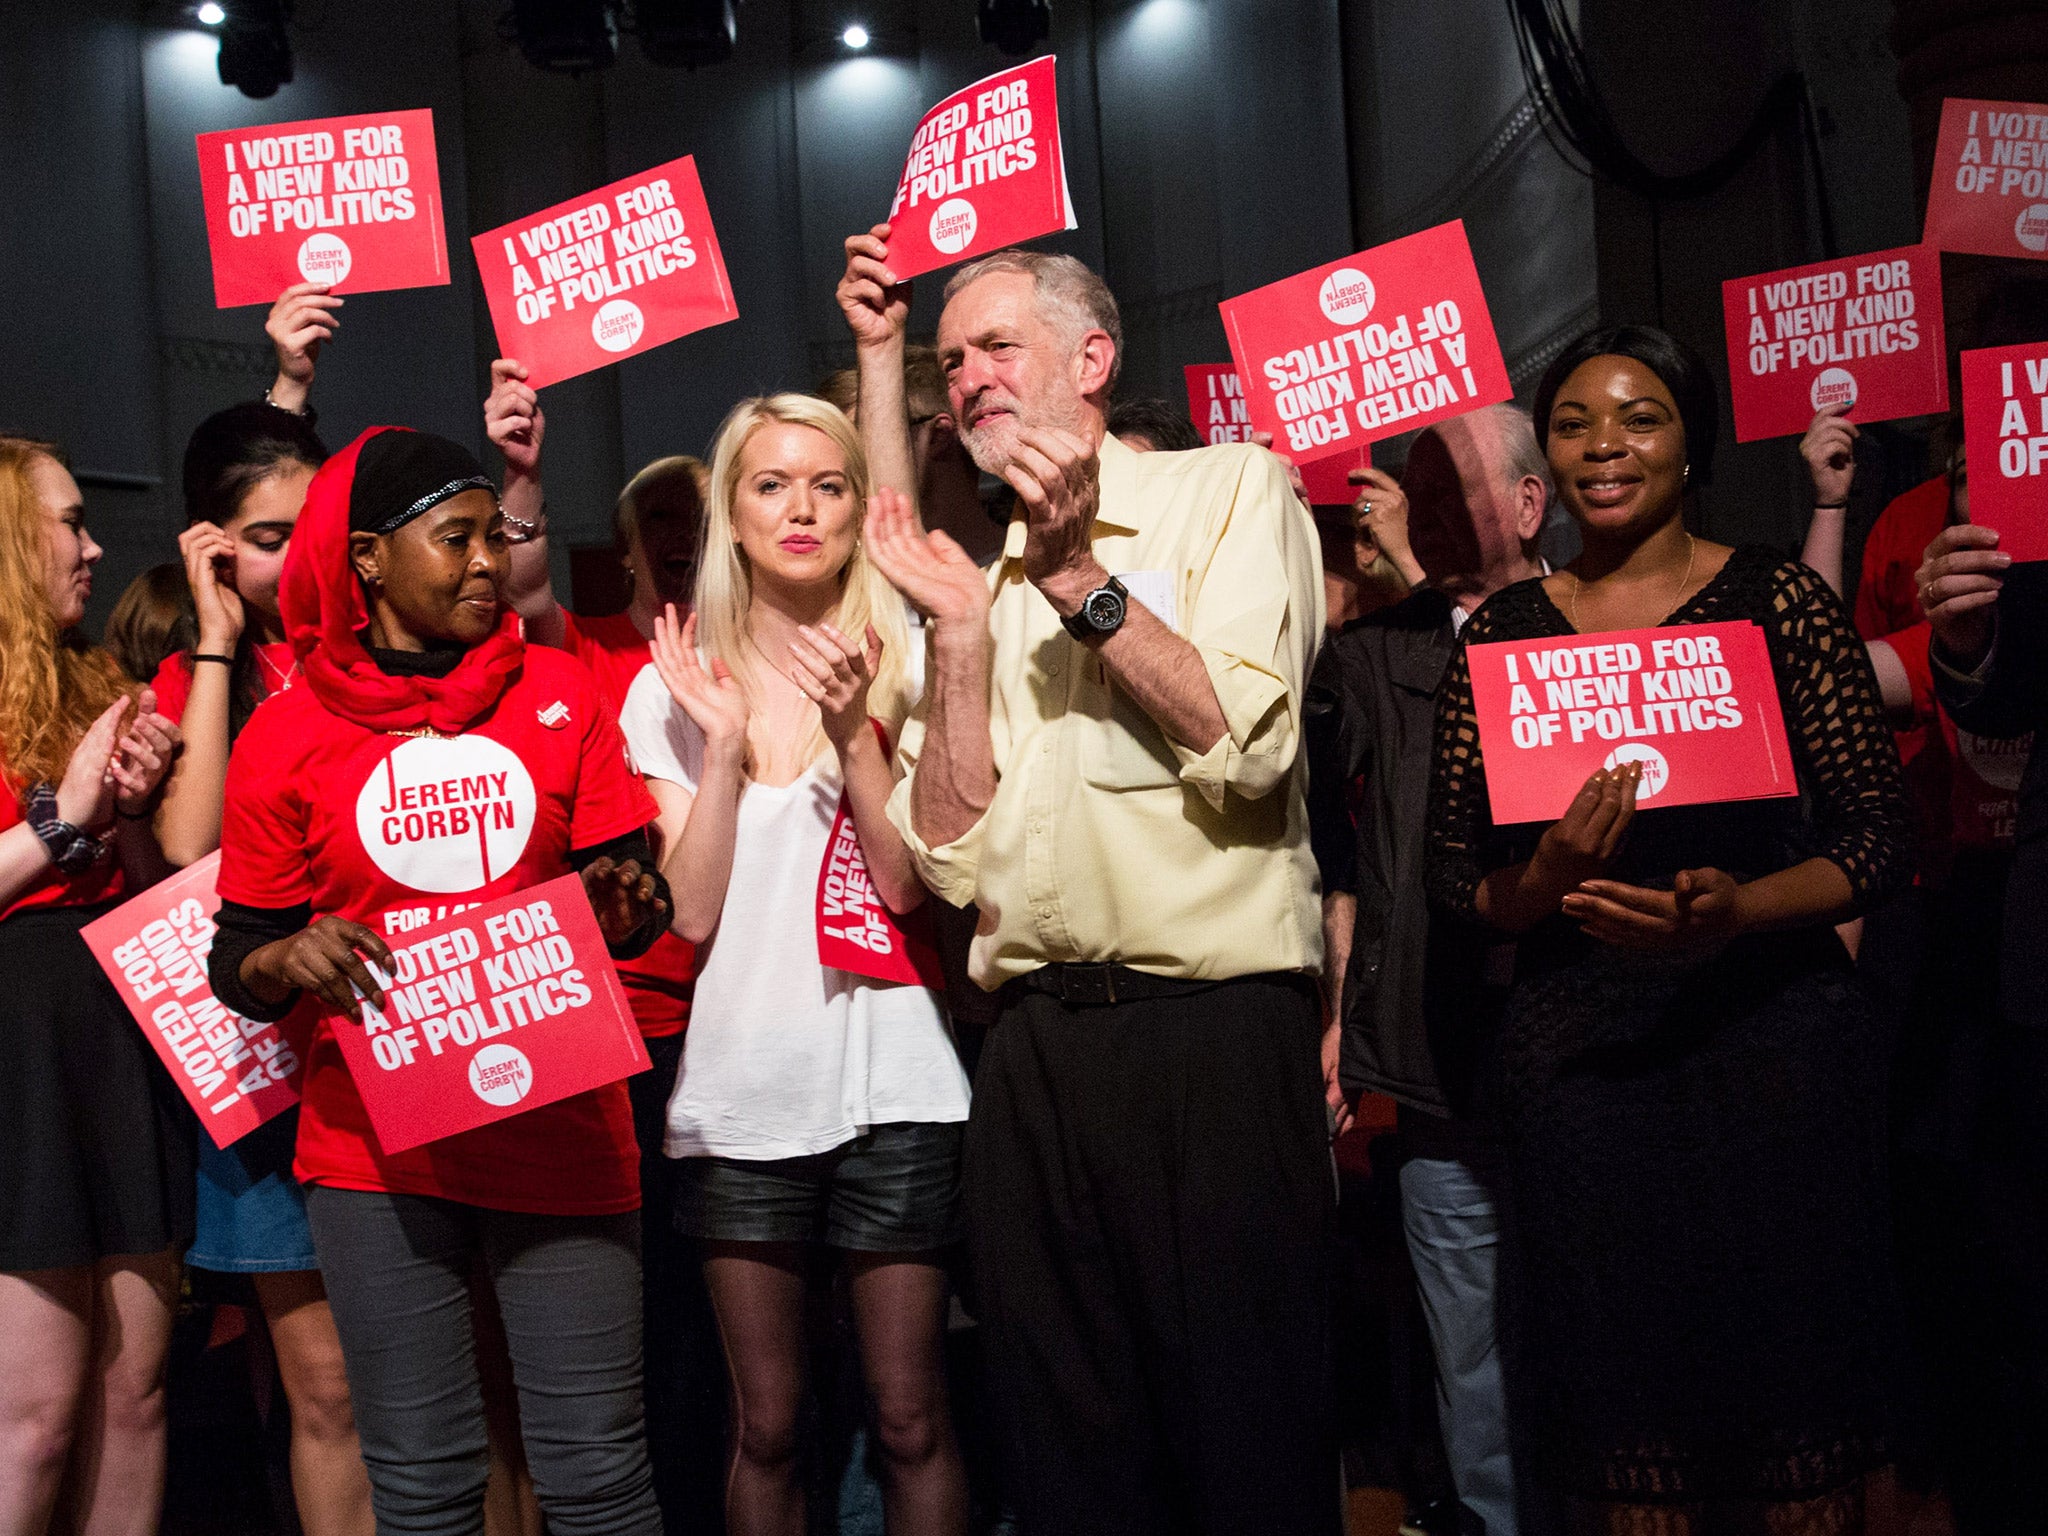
[{"x1": 1568, "y1": 532, "x2": 1695, "y2": 632}]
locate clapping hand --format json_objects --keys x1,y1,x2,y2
[
  {"x1": 864, "y1": 487, "x2": 990, "y2": 629},
  {"x1": 788, "y1": 621, "x2": 884, "y2": 750},
  {"x1": 650, "y1": 607, "x2": 750, "y2": 760}
]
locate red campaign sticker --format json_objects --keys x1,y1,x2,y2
[
  {"x1": 1923, "y1": 98, "x2": 2048, "y2": 260},
  {"x1": 1962, "y1": 342, "x2": 2048, "y2": 562},
  {"x1": 332, "y1": 873, "x2": 649, "y2": 1155},
  {"x1": 882, "y1": 56, "x2": 1076, "y2": 282},
  {"x1": 1219, "y1": 221, "x2": 1512, "y2": 485},
  {"x1": 197, "y1": 109, "x2": 449, "y2": 309},
  {"x1": 473, "y1": 156, "x2": 737, "y2": 390},
  {"x1": 1466, "y1": 621, "x2": 1798, "y2": 825},
  {"x1": 1183, "y1": 363, "x2": 1366, "y2": 504},
  {"x1": 81, "y1": 853, "x2": 304, "y2": 1149},
  {"x1": 1721, "y1": 244, "x2": 1948, "y2": 442}
]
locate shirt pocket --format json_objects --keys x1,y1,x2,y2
[{"x1": 1075, "y1": 681, "x2": 1183, "y2": 793}]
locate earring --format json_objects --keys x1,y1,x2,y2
[{"x1": 1683, "y1": 463, "x2": 1691, "y2": 484}]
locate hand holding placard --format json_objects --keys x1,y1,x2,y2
[
  {"x1": 333, "y1": 873, "x2": 647, "y2": 1155},
  {"x1": 81, "y1": 854, "x2": 306, "y2": 1149},
  {"x1": 1219, "y1": 222, "x2": 1511, "y2": 489},
  {"x1": 472, "y1": 157, "x2": 736, "y2": 389},
  {"x1": 1962, "y1": 342, "x2": 2048, "y2": 561},
  {"x1": 1720, "y1": 245, "x2": 1946, "y2": 442},
  {"x1": 1466, "y1": 621, "x2": 1797, "y2": 825},
  {"x1": 880, "y1": 57, "x2": 1077, "y2": 281},
  {"x1": 197, "y1": 110, "x2": 449, "y2": 308},
  {"x1": 1924, "y1": 99, "x2": 2048, "y2": 259}
]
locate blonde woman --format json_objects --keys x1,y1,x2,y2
[
  {"x1": 618, "y1": 395, "x2": 970, "y2": 1536},
  {"x1": 0, "y1": 437, "x2": 185, "y2": 1536}
]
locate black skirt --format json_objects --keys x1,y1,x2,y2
[
  {"x1": 0, "y1": 905, "x2": 196, "y2": 1270},
  {"x1": 1496, "y1": 929, "x2": 1897, "y2": 1502}
]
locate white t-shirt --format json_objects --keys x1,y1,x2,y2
[{"x1": 618, "y1": 664, "x2": 971, "y2": 1160}]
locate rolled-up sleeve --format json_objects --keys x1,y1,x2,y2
[
  {"x1": 1167, "y1": 449, "x2": 1325, "y2": 810},
  {"x1": 884, "y1": 694, "x2": 988, "y2": 909}
]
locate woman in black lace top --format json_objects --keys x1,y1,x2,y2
[{"x1": 1425, "y1": 328, "x2": 1912, "y2": 1535}]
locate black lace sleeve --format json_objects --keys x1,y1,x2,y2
[
  {"x1": 1424, "y1": 606, "x2": 1501, "y2": 925},
  {"x1": 1762, "y1": 560, "x2": 1914, "y2": 909}
]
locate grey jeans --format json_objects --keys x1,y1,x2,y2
[{"x1": 306, "y1": 1186, "x2": 661, "y2": 1536}]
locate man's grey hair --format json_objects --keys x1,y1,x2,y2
[
  {"x1": 943, "y1": 248, "x2": 1123, "y2": 393},
  {"x1": 1472, "y1": 402, "x2": 1559, "y2": 534}
]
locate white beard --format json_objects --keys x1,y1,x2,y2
[{"x1": 958, "y1": 389, "x2": 1090, "y2": 477}]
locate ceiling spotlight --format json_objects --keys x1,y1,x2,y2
[
  {"x1": 977, "y1": 0, "x2": 1049, "y2": 55},
  {"x1": 841, "y1": 22, "x2": 869, "y2": 48},
  {"x1": 196, "y1": 2, "x2": 226, "y2": 24},
  {"x1": 632, "y1": 0, "x2": 736, "y2": 68},
  {"x1": 216, "y1": 0, "x2": 294, "y2": 98},
  {"x1": 506, "y1": 0, "x2": 618, "y2": 74}
]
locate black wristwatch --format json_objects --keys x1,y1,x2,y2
[
  {"x1": 1059, "y1": 575, "x2": 1129, "y2": 642},
  {"x1": 25, "y1": 782, "x2": 109, "y2": 874}
]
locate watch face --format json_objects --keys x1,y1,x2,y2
[{"x1": 1084, "y1": 588, "x2": 1127, "y2": 632}]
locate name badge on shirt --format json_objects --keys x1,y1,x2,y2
[{"x1": 1115, "y1": 570, "x2": 1176, "y2": 631}]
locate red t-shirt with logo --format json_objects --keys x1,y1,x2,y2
[
  {"x1": 148, "y1": 641, "x2": 300, "y2": 725},
  {"x1": 217, "y1": 645, "x2": 655, "y2": 1214},
  {"x1": 557, "y1": 608, "x2": 693, "y2": 1038}
]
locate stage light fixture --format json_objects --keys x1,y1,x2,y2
[
  {"x1": 632, "y1": 0, "x2": 736, "y2": 69},
  {"x1": 841, "y1": 23, "x2": 869, "y2": 48},
  {"x1": 507, "y1": 0, "x2": 619, "y2": 73},
  {"x1": 215, "y1": 0, "x2": 294, "y2": 98},
  {"x1": 196, "y1": 3, "x2": 226, "y2": 25},
  {"x1": 977, "y1": 0, "x2": 1049, "y2": 55}
]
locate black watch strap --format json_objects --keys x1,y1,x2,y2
[{"x1": 1059, "y1": 575, "x2": 1130, "y2": 642}]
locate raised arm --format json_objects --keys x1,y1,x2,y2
[
  {"x1": 1797, "y1": 404, "x2": 1859, "y2": 597},
  {"x1": 262, "y1": 281, "x2": 340, "y2": 417},
  {"x1": 485, "y1": 358, "x2": 567, "y2": 648},
  {"x1": 837, "y1": 224, "x2": 920, "y2": 510}
]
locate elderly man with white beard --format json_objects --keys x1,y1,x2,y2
[{"x1": 837, "y1": 227, "x2": 1336, "y2": 1536}]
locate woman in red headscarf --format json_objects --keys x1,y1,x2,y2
[{"x1": 207, "y1": 426, "x2": 670, "y2": 1536}]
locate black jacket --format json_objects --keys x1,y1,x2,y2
[
  {"x1": 1931, "y1": 561, "x2": 2048, "y2": 1029},
  {"x1": 1305, "y1": 588, "x2": 1501, "y2": 1119}
]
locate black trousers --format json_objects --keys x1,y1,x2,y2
[{"x1": 965, "y1": 971, "x2": 1340, "y2": 1536}]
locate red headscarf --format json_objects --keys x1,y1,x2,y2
[{"x1": 280, "y1": 426, "x2": 524, "y2": 735}]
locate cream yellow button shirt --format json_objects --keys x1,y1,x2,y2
[{"x1": 887, "y1": 432, "x2": 1326, "y2": 990}]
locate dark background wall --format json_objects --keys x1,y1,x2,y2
[{"x1": 1, "y1": 0, "x2": 2040, "y2": 631}]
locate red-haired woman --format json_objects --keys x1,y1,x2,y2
[{"x1": 0, "y1": 437, "x2": 186, "y2": 1536}]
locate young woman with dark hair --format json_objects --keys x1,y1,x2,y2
[
  {"x1": 148, "y1": 394, "x2": 387, "y2": 1536},
  {"x1": 206, "y1": 426, "x2": 672, "y2": 1536},
  {"x1": 1427, "y1": 328, "x2": 1914, "y2": 1536},
  {"x1": 0, "y1": 436, "x2": 186, "y2": 1536}
]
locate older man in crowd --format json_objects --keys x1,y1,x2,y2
[
  {"x1": 1307, "y1": 405, "x2": 1551, "y2": 1536},
  {"x1": 839, "y1": 226, "x2": 1334, "y2": 1536}
]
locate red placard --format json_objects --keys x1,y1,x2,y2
[
  {"x1": 473, "y1": 157, "x2": 736, "y2": 390},
  {"x1": 197, "y1": 109, "x2": 449, "y2": 309},
  {"x1": 334, "y1": 874, "x2": 648, "y2": 1155},
  {"x1": 1924, "y1": 98, "x2": 2048, "y2": 260},
  {"x1": 882, "y1": 57, "x2": 1076, "y2": 282},
  {"x1": 1219, "y1": 222, "x2": 1511, "y2": 488},
  {"x1": 1962, "y1": 341, "x2": 2048, "y2": 562},
  {"x1": 1466, "y1": 621, "x2": 1798, "y2": 825},
  {"x1": 1722, "y1": 245, "x2": 1948, "y2": 442},
  {"x1": 1184, "y1": 362, "x2": 1368, "y2": 504},
  {"x1": 81, "y1": 854, "x2": 303, "y2": 1149}
]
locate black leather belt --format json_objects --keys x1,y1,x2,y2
[{"x1": 1001, "y1": 962, "x2": 1223, "y2": 1009}]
